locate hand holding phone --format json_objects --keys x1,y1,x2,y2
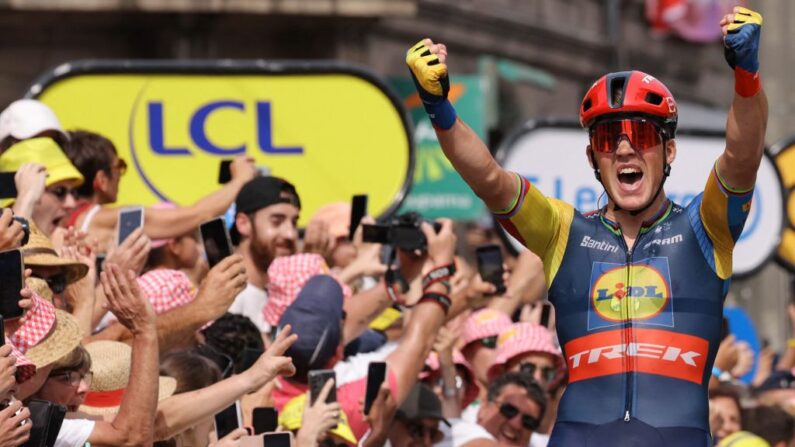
[
  {"x1": 262, "y1": 432, "x2": 293, "y2": 447},
  {"x1": 0, "y1": 172, "x2": 17, "y2": 199},
  {"x1": 475, "y1": 244, "x2": 506, "y2": 295},
  {"x1": 200, "y1": 217, "x2": 234, "y2": 268},
  {"x1": 214, "y1": 400, "x2": 243, "y2": 440},
  {"x1": 117, "y1": 207, "x2": 144, "y2": 246},
  {"x1": 308, "y1": 369, "x2": 337, "y2": 405},
  {"x1": 0, "y1": 250, "x2": 25, "y2": 319}
]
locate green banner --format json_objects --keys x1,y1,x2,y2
[{"x1": 390, "y1": 75, "x2": 485, "y2": 220}]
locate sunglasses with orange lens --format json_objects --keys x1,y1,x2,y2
[{"x1": 589, "y1": 118, "x2": 665, "y2": 153}]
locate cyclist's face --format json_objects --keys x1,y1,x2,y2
[{"x1": 588, "y1": 126, "x2": 676, "y2": 213}]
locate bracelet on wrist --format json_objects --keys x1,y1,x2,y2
[
  {"x1": 418, "y1": 292, "x2": 451, "y2": 315},
  {"x1": 422, "y1": 263, "x2": 456, "y2": 290}
]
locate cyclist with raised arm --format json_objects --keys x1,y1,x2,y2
[{"x1": 405, "y1": 7, "x2": 767, "y2": 447}]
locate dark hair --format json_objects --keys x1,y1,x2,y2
[
  {"x1": 62, "y1": 130, "x2": 118, "y2": 199},
  {"x1": 487, "y1": 371, "x2": 547, "y2": 420},
  {"x1": 709, "y1": 382, "x2": 743, "y2": 417},
  {"x1": 744, "y1": 405, "x2": 795, "y2": 445},
  {"x1": 49, "y1": 345, "x2": 92, "y2": 375},
  {"x1": 0, "y1": 130, "x2": 69, "y2": 155},
  {"x1": 201, "y1": 313, "x2": 264, "y2": 373},
  {"x1": 160, "y1": 349, "x2": 223, "y2": 395}
]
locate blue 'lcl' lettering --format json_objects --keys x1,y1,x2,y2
[
  {"x1": 190, "y1": 101, "x2": 246, "y2": 155},
  {"x1": 149, "y1": 102, "x2": 191, "y2": 155},
  {"x1": 257, "y1": 102, "x2": 303, "y2": 155}
]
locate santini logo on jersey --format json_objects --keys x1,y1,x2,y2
[
  {"x1": 565, "y1": 329, "x2": 708, "y2": 384},
  {"x1": 580, "y1": 236, "x2": 619, "y2": 253},
  {"x1": 642, "y1": 234, "x2": 683, "y2": 250}
]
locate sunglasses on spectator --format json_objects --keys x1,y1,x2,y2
[
  {"x1": 495, "y1": 401, "x2": 540, "y2": 431},
  {"x1": 519, "y1": 361, "x2": 557, "y2": 384},
  {"x1": 32, "y1": 273, "x2": 67, "y2": 294},
  {"x1": 54, "y1": 370, "x2": 93, "y2": 388},
  {"x1": 479, "y1": 336, "x2": 498, "y2": 349},
  {"x1": 589, "y1": 118, "x2": 667, "y2": 153},
  {"x1": 46, "y1": 186, "x2": 77, "y2": 201}
]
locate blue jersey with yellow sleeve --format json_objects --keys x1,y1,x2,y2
[{"x1": 494, "y1": 164, "x2": 753, "y2": 434}]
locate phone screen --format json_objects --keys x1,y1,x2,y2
[
  {"x1": 118, "y1": 207, "x2": 144, "y2": 246},
  {"x1": 0, "y1": 172, "x2": 17, "y2": 199},
  {"x1": 252, "y1": 407, "x2": 278, "y2": 435},
  {"x1": 308, "y1": 369, "x2": 336, "y2": 405},
  {"x1": 364, "y1": 362, "x2": 386, "y2": 415},
  {"x1": 349, "y1": 195, "x2": 368, "y2": 241},
  {"x1": 539, "y1": 303, "x2": 552, "y2": 328},
  {"x1": 200, "y1": 217, "x2": 233, "y2": 268},
  {"x1": 214, "y1": 401, "x2": 242, "y2": 440},
  {"x1": 218, "y1": 160, "x2": 233, "y2": 184},
  {"x1": 475, "y1": 245, "x2": 506, "y2": 295},
  {"x1": 0, "y1": 250, "x2": 24, "y2": 319},
  {"x1": 262, "y1": 432, "x2": 292, "y2": 447}
]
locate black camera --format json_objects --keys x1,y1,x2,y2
[
  {"x1": 362, "y1": 211, "x2": 441, "y2": 252},
  {"x1": 12, "y1": 216, "x2": 29, "y2": 246}
]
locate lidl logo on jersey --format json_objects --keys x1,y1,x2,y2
[{"x1": 588, "y1": 257, "x2": 673, "y2": 330}]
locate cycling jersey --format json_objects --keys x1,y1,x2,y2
[{"x1": 494, "y1": 165, "x2": 753, "y2": 444}]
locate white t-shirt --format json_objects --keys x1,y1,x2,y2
[
  {"x1": 228, "y1": 283, "x2": 270, "y2": 332},
  {"x1": 451, "y1": 418, "x2": 495, "y2": 447},
  {"x1": 55, "y1": 419, "x2": 95, "y2": 447},
  {"x1": 455, "y1": 404, "x2": 549, "y2": 447}
]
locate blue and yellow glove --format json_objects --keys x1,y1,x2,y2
[
  {"x1": 406, "y1": 39, "x2": 457, "y2": 130},
  {"x1": 723, "y1": 7, "x2": 763, "y2": 97}
]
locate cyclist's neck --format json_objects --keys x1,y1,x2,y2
[{"x1": 603, "y1": 192, "x2": 670, "y2": 247}]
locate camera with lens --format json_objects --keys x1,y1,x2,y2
[
  {"x1": 12, "y1": 216, "x2": 29, "y2": 246},
  {"x1": 362, "y1": 211, "x2": 441, "y2": 252}
]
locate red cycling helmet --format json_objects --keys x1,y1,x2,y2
[{"x1": 580, "y1": 70, "x2": 678, "y2": 137}]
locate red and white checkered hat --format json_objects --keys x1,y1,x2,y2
[
  {"x1": 487, "y1": 322, "x2": 563, "y2": 380},
  {"x1": 8, "y1": 294, "x2": 55, "y2": 354},
  {"x1": 263, "y1": 253, "x2": 351, "y2": 326},
  {"x1": 421, "y1": 350, "x2": 479, "y2": 408},
  {"x1": 136, "y1": 269, "x2": 196, "y2": 315},
  {"x1": 8, "y1": 344, "x2": 36, "y2": 383},
  {"x1": 460, "y1": 308, "x2": 512, "y2": 349}
]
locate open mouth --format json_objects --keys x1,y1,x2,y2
[{"x1": 617, "y1": 167, "x2": 643, "y2": 186}]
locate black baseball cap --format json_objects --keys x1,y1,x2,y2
[
  {"x1": 230, "y1": 176, "x2": 300, "y2": 244},
  {"x1": 397, "y1": 383, "x2": 450, "y2": 426}
]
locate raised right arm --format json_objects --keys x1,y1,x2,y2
[{"x1": 406, "y1": 39, "x2": 518, "y2": 212}]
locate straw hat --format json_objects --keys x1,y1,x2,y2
[
  {"x1": 78, "y1": 341, "x2": 177, "y2": 415},
  {"x1": 26, "y1": 277, "x2": 53, "y2": 303},
  {"x1": 25, "y1": 309, "x2": 82, "y2": 369},
  {"x1": 22, "y1": 222, "x2": 88, "y2": 285}
]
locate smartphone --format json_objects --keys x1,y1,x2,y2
[
  {"x1": 475, "y1": 244, "x2": 506, "y2": 295},
  {"x1": 95, "y1": 254, "x2": 106, "y2": 274},
  {"x1": 364, "y1": 362, "x2": 387, "y2": 416},
  {"x1": 26, "y1": 399, "x2": 67, "y2": 447},
  {"x1": 196, "y1": 344, "x2": 235, "y2": 378},
  {"x1": 0, "y1": 250, "x2": 25, "y2": 319},
  {"x1": 539, "y1": 302, "x2": 553, "y2": 328},
  {"x1": 308, "y1": 369, "x2": 337, "y2": 405},
  {"x1": 218, "y1": 160, "x2": 233, "y2": 184},
  {"x1": 0, "y1": 172, "x2": 17, "y2": 199},
  {"x1": 214, "y1": 400, "x2": 243, "y2": 440},
  {"x1": 117, "y1": 207, "x2": 144, "y2": 246},
  {"x1": 262, "y1": 432, "x2": 293, "y2": 447},
  {"x1": 200, "y1": 217, "x2": 233, "y2": 268},
  {"x1": 252, "y1": 407, "x2": 278, "y2": 435},
  {"x1": 349, "y1": 195, "x2": 368, "y2": 241}
]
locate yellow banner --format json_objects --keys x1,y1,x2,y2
[{"x1": 35, "y1": 65, "x2": 412, "y2": 225}]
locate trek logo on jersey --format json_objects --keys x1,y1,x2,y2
[
  {"x1": 587, "y1": 257, "x2": 673, "y2": 330},
  {"x1": 565, "y1": 328, "x2": 708, "y2": 384}
]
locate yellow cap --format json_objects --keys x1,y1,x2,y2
[
  {"x1": 369, "y1": 307, "x2": 402, "y2": 332},
  {"x1": 279, "y1": 393, "x2": 357, "y2": 446},
  {"x1": 0, "y1": 137, "x2": 84, "y2": 188},
  {"x1": 718, "y1": 431, "x2": 770, "y2": 447}
]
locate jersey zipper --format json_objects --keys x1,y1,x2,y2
[{"x1": 621, "y1": 239, "x2": 634, "y2": 423}]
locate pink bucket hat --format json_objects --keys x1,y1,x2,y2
[
  {"x1": 460, "y1": 308, "x2": 512, "y2": 349},
  {"x1": 263, "y1": 253, "x2": 351, "y2": 326},
  {"x1": 137, "y1": 269, "x2": 196, "y2": 315},
  {"x1": 487, "y1": 322, "x2": 563, "y2": 381}
]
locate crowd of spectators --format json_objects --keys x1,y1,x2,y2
[{"x1": 0, "y1": 98, "x2": 792, "y2": 447}]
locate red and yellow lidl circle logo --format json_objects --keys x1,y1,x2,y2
[{"x1": 587, "y1": 257, "x2": 673, "y2": 330}]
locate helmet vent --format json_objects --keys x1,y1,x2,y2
[
  {"x1": 609, "y1": 77, "x2": 626, "y2": 108},
  {"x1": 644, "y1": 92, "x2": 663, "y2": 106},
  {"x1": 582, "y1": 99, "x2": 592, "y2": 112}
]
